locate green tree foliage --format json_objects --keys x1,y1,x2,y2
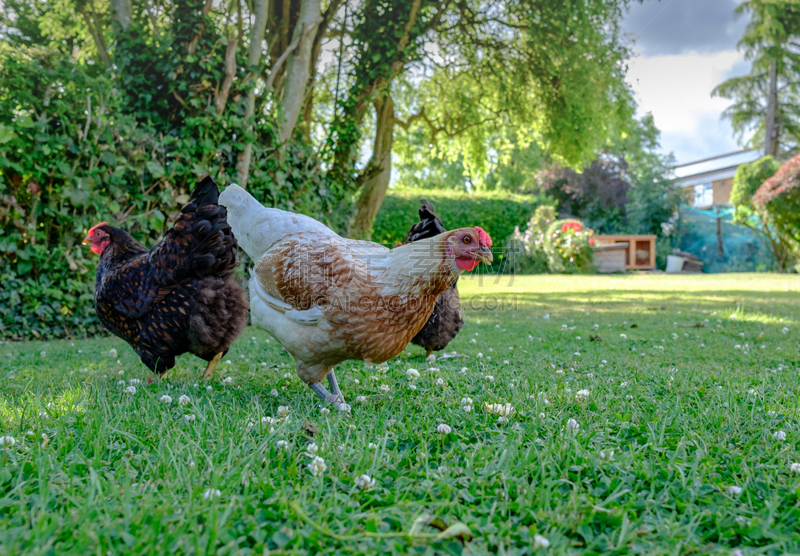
[{"x1": 713, "y1": 0, "x2": 800, "y2": 155}]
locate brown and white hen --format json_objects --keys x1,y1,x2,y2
[{"x1": 219, "y1": 184, "x2": 493, "y2": 408}]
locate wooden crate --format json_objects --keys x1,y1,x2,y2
[
  {"x1": 593, "y1": 235, "x2": 656, "y2": 270},
  {"x1": 593, "y1": 242, "x2": 628, "y2": 273}
]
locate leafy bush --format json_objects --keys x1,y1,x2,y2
[
  {"x1": 732, "y1": 155, "x2": 798, "y2": 271},
  {"x1": 372, "y1": 187, "x2": 543, "y2": 270},
  {"x1": 543, "y1": 219, "x2": 595, "y2": 274},
  {"x1": 509, "y1": 205, "x2": 557, "y2": 273}
]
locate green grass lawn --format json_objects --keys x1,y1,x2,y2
[{"x1": 2, "y1": 274, "x2": 800, "y2": 555}]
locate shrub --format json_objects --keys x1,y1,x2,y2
[
  {"x1": 543, "y1": 219, "x2": 595, "y2": 274},
  {"x1": 509, "y1": 205, "x2": 556, "y2": 274}
]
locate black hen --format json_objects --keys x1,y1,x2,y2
[
  {"x1": 83, "y1": 175, "x2": 248, "y2": 378},
  {"x1": 403, "y1": 199, "x2": 463, "y2": 357}
]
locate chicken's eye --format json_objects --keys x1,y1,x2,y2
[{"x1": 462, "y1": 236, "x2": 472, "y2": 245}]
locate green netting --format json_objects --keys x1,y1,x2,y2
[{"x1": 676, "y1": 205, "x2": 775, "y2": 272}]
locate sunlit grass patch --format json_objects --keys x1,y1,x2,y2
[{"x1": 1, "y1": 273, "x2": 800, "y2": 555}]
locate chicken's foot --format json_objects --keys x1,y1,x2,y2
[
  {"x1": 202, "y1": 352, "x2": 223, "y2": 381},
  {"x1": 309, "y1": 380, "x2": 348, "y2": 412}
]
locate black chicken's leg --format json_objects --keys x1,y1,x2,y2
[{"x1": 202, "y1": 352, "x2": 223, "y2": 381}]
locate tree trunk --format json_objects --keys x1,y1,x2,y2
[
  {"x1": 236, "y1": 0, "x2": 270, "y2": 187},
  {"x1": 111, "y1": 0, "x2": 132, "y2": 29},
  {"x1": 765, "y1": 57, "x2": 778, "y2": 156},
  {"x1": 348, "y1": 94, "x2": 395, "y2": 240},
  {"x1": 278, "y1": 0, "x2": 321, "y2": 143},
  {"x1": 79, "y1": 6, "x2": 110, "y2": 67}
]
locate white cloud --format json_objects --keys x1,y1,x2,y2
[{"x1": 625, "y1": 50, "x2": 749, "y2": 164}]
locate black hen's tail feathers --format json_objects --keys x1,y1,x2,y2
[
  {"x1": 404, "y1": 199, "x2": 447, "y2": 243},
  {"x1": 189, "y1": 174, "x2": 220, "y2": 207}
]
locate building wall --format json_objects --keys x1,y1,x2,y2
[
  {"x1": 713, "y1": 177, "x2": 733, "y2": 205},
  {"x1": 682, "y1": 177, "x2": 734, "y2": 208}
]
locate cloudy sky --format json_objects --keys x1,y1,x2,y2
[{"x1": 621, "y1": 0, "x2": 751, "y2": 164}]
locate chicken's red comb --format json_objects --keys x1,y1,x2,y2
[
  {"x1": 475, "y1": 226, "x2": 492, "y2": 247},
  {"x1": 88, "y1": 222, "x2": 109, "y2": 236}
]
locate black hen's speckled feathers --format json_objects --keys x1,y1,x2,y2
[
  {"x1": 92, "y1": 175, "x2": 248, "y2": 374},
  {"x1": 403, "y1": 199, "x2": 463, "y2": 356}
]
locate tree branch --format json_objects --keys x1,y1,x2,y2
[{"x1": 187, "y1": 0, "x2": 214, "y2": 54}]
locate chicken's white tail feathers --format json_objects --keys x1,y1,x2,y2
[{"x1": 219, "y1": 184, "x2": 334, "y2": 259}]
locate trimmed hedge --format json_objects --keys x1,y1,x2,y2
[{"x1": 372, "y1": 188, "x2": 543, "y2": 270}]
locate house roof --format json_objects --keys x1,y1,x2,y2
[{"x1": 672, "y1": 150, "x2": 762, "y2": 186}]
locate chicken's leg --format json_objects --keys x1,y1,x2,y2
[
  {"x1": 327, "y1": 371, "x2": 345, "y2": 403},
  {"x1": 309, "y1": 379, "x2": 349, "y2": 412},
  {"x1": 202, "y1": 352, "x2": 223, "y2": 381}
]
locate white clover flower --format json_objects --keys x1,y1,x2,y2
[
  {"x1": 600, "y1": 449, "x2": 614, "y2": 460},
  {"x1": 462, "y1": 404, "x2": 473, "y2": 412},
  {"x1": 184, "y1": 414, "x2": 196, "y2": 422},
  {"x1": 435, "y1": 378, "x2": 444, "y2": 386},
  {"x1": 767, "y1": 410, "x2": 777, "y2": 417},
  {"x1": 0, "y1": 436, "x2": 16, "y2": 447},
  {"x1": 405, "y1": 368, "x2": 420, "y2": 380},
  {"x1": 573, "y1": 352, "x2": 580, "y2": 356},
  {"x1": 261, "y1": 416, "x2": 274, "y2": 425},
  {"x1": 109, "y1": 348, "x2": 118, "y2": 358},
  {"x1": 117, "y1": 380, "x2": 126, "y2": 386},
  {"x1": 426, "y1": 354, "x2": 437, "y2": 363},
  {"x1": 123, "y1": 386, "x2": 137, "y2": 394},
  {"x1": 620, "y1": 333, "x2": 627, "y2": 339},
  {"x1": 620, "y1": 381, "x2": 628, "y2": 387},
  {"x1": 129, "y1": 378, "x2": 141, "y2": 385},
  {"x1": 283, "y1": 373, "x2": 291, "y2": 379},
  {"x1": 625, "y1": 394, "x2": 633, "y2": 400},
  {"x1": 206, "y1": 385, "x2": 213, "y2": 391},
  {"x1": 790, "y1": 462, "x2": 800, "y2": 473},
  {"x1": 460, "y1": 397, "x2": 473, "y2": 407},
  {"x1": 160, "y1": 395, "x2": 172, "y2": 404},
  {"x1": 484, "y1": 375, "x2": 494, "y2": 382},
  {"x1": 246, "y1": 420, "x2": 255, "y2": 432},
  {"x1": 460, "y1": 367, "x2": 468, "y2": 374},
  {"x1": 408, "y1": 384, "x2": 417, "y2": 391},
  {"x1": 354, "y1": 379, "x2": 360, "y2": 385},
  {"x1": 224, "y1": 360, "x2": 232, "y2": 365},
  {"x1": 354, "y1": 474, "x2": 376, "y2": 491},
  {"x1": 538, "y1": 412, "x2": 545, "y2": 419},
  {"x1": 379, "y1": 384, "x2": 390, "y2": 393},
  {"x1": 734, "y1": 345, "x2": 741, "y2": 350},
  {"x1": 222, "y1": 377, "x2": 233, "y2": 385},
  {"x1": 277, "y1": 406, "x2": 290, "y2": 417},
  {"x1": 177, "y1": 395, "x2": 191, "y2": 406},
  {"x1": 337, "y1": 403, "x2": 351, "y2": 412},
  {"x1": 356, "y1": 396, "x2": 367, "y2": 403},
  {"x1": 497, "y1": 416, "x2": 509, "y2": 425},
  {"x1": 555, "y1": 370, "x2": 564, "y2": 377},
  {"x1": 470, "y1": 339, "x2": 477, "y2": 344},
  {"x1": 202, "y1": 488, "x2": 221, "y2": 500},
  {"x1": 437, "y1": 423, "x2": 452, "y2": 434},
  {"x1": 727, "y1": 485, "x2": 743, "y2": 496},
  {"x1": 566, "y1": 418, "x2": 579, "y2": 433},
  {"x1": 320, "y1": 407, "x2": 331, "y2": 416},
  {"x1": 484, "y1": 403, "x2": 514, "y2": 416},
  {"x1": 306, "y1": 442, "x2": 319, "y2": 456},
  {"x1": 781, "y1": 327, "x2": 789, "y2": 334},
  {"x1": 734, "y1": 516, "x2": 747, "y2": 526},
  {"x1": 276, "y1": 440, "x2": 289, "y2": 450},
  {"x1": 586, "y1": 373, "x2": 594, "y2": 378},
  {"x1": 368, "y1": 442, "x2": 377, "y2": 449},
  {"x1": 576, "y1": 389, "x2": 590, "y2": 400},
  {"x1": 773, "y1": 430, "x2": 787, "y2": 441},
  {"x1": 476, "y1": 352, "x2": 483, "y2": 358},
  {"x1": 503, "y1": 360, "x2": 510, "y2": 365},
  {"x1": 533, "y1": 534, "x2": 550, "y2": 549},
  {"x1": 270, "y1": 389, "x2": 279, "y2": 397}
]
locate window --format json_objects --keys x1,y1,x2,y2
[{"x1": 693, "y1": 183, "x2": 713, "y2": 207}]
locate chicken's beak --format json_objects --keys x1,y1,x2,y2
[
  {"x1": 81, "y1": 236, "x2": 92, "y2": 246},
  {"x1": 475, "y1": 246, "x2": 493, "y2": 265}
]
